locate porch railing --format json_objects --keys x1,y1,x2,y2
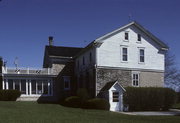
[{"x1": 2, "y1": 67, "x2": 55, "y2": 75}]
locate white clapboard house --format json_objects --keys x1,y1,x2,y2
[{"x1": 1, "y1": 21, "x2": 168, "y2": 111}]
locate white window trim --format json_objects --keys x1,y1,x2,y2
[
  {"x1": 138, "y1": 47, "x2": 145, "y2": 64},
  {"x1": 120, "y1": 45, "x2": 128, "y2": 63},
  {"x1": 123, "y1": 31, "x2": 129, "y2": 42},
  {"x1": 112, "y1": 91, "x2": 120, "y2": 102},
  {"x1": 63, "y1": 76, "x2": 71, "y2": 90},
  {"x1": 137, "y1": 34, "x2": 142, "y2": 43},
  {"x1": 132, "y1": 72, "x2": 140, "y2": 87}
]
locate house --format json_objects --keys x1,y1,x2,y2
[{"x1": 0, "y1": 21, "x2": 168, "y2": 111}]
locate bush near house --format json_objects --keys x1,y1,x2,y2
[
  {"x1": 76, "y1": 88, "x2": 90, "y2": 103},
  {"x1": 63, "y1": 96, "x2": 81, "y2": 108},
  {"x1": 176, "y1": 92, "x2": 180, "y2": 103},
  {"x1": 82, "y1": 98, "x2": 110, "y2": 110},
  {"x1": 0, "y1": 90, "x2": 21, "y2": 101},
  {"x1": 123, "y1": 87, "x2": 176, "y2": 111},
  {"x1": 62, "y1": 88, "x2": 110, "y2": 110}
]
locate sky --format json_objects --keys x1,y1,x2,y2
[{"x1": 0, "y1": 0, "x2": 180, "y2": 69}]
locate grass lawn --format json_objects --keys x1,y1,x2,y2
[
  {"x1": 0, "y1": 102, "x2": 180, "y2": 123},
  {"x1": 173, "y1": 103, "x2": 180, "y2": 109}
]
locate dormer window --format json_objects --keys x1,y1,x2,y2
[
  {"x1": 124, "y1": 32, "x2": 129, "y2": 40},
  {"x1": 137, "y1": 34, "x2": 141, "y2": 41}
]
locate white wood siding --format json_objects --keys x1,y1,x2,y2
[{"x1": 97, "y1": 25, "x2": 165, "y2": 71}]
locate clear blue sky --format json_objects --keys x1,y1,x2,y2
[{"x1": 0, "y1": 0, "x2": 180, "y2": 68}]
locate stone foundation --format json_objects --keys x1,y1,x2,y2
[
  {"x1": 96, "y1": 68, "x2": 132, "y2": 94},
  {"x1": 96, "y1": 68, "x2": 164, "y2": 94},
  {"x1": 139, "y1": 71, "x2": 164, "y2": 87}
]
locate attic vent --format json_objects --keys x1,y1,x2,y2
[{"x1": 48, "y1": 36, "x2": 54, "y2": 46}]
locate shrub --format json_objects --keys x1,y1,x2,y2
[
  {"x1": 63, "y1": 96, "x2": 81, "y2": 108},
  {"x1": 176, "y1": 92, "x2": 180, "y2": 103},
  {"x1": 123, "y1": 87, "x2": 176, "y2": 111},
  {"x1": 77, "y1": 88, "x2": 89, "y2": 103},
  {"x1": 83, "y1": 98, "x2": 110, "y2": 110},
  {"x1": 0, "y1": 90, "x2": 21, "y2": 101}
]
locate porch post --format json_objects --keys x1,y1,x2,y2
[
  {"x1": 6, "y1": 79, "x2": 8, "y2": 89},
  {"x1": 48, "y1": 80, "x2": 50, "y2": 95},
  {"x1": 26, "y1": 79, "x2": 28, "y2": 95},
  {"x1": 29, "y1": 80, "x2": 32, "y2": 95},
  {"x1": 2, "y1": 78, "x2": 4, "y2": 89}
]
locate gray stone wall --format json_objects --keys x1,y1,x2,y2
[
  {"x1": 52, "y1": 64, "x2": 65, "y2": 75},
  {"x1": 96, "y1": 68, "x2": 132, "y2": 94},
  {"x1": 139, "y1": 71, "x2": 164, "y2": 87},
  {"x1": 96, "y1": 68, "x2": 164, "y2": 95}
]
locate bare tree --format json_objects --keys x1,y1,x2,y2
[{"x1": 165, "y1": 51, "x2": 180, "y2": 91}]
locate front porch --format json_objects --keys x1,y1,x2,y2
[{"x1": 2, "y1": 67, "x2": 56, "y2": 101}]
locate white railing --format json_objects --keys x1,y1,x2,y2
[{"x1": 2, "y1": 67, "x2": 55, "y2": 75}]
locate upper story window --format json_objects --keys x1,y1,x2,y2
[
  {"x1": 63, "y1": 76, "x2": 70, "y2": 90},
  {"x1": 132, "y1": 73, "x2": 139, "y2": 87},
  {"x1": 139, "y1": 48, "x2": 145, "y2": 63},
  {"x1": 124, "y1": 32, "x2": 129, "y2": 40},
  {"x1": 137, "y1": 34, "x2": 141, "y2": 41},
  {"x1": 122, "y1": 47, "x2": 128, "y2": 61},
  {"x1": 89, "y1": 52, "x2": 92, "y2": 63},
  {"x1": 83, "y1": 56, "x2": 85, "y2": 65}
]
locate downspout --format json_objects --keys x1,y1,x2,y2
[{"x1": 94, "y1": 43, "x2": 98, "y2": 96}]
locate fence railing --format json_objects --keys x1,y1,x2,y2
[{"x1": 2, "y1": 67, "x2": 55, "y2": 75}]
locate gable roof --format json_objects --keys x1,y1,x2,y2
[
  {"x1": 74, "y1": 21, "x2": 169, "y2": 58},
  {"x1": 94, "y1": 21, "x2": 168, "y2": 50},
  {"x1": 43, "y1": 45, "x2": 83, "y2": 68},
  {"x1": 100, "y1": 80, "x2": 126, "y2": 92},
  {"x1": 45, "y1": 45, "x2": 83, "y2": 58}
]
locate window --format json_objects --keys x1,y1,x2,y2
[
  {"x1": 137, "y1": 34, "x2": 141, "y2": 41},
  {"x1": 125, "y1": 32, "x2": 129, "y2": 40},
  {"x1": 77, "y1": 60, "x2": 79, "y2": 69},
  {"x1": 31, "y1": 80, "x2": 36, "y2": 94},
  {"x1": 43, "y1": 82, "x2": 48, "y2": 95},
  {"x1": 37, "y1": 81, "x2": 43, "y2": 94},
  {"x1": 5, "y1": 79, "x2": 52, "y2": 95},
  {"x1": 63, "y1": 76, "x2": 70, "y2": 90},
  {"x1": 83, "y1": 56, "x2": 85, "y2": 65},
  {"x1": 89, "y1": 52, "x2": 92, "y2": 63},
  {"x1": 8, "y1": 79, "x2": 13, "y2": 90},
  {"x1": 112, "y1": 92, "x2": 119, "y2": 102},
  {"x1": 132, "y1": 73, "x2": 139, "y2": 86},
  {"x1": 139, "y1": 49, "x2": 145, "y2": 63},
  {"x1": 122, "y1": 47, "x2": 128, "y2": 61},
  {"x1": 21, "y1": 80, "x2": 26, "y2": 94},
  {"x1": 14, "y1": 80, "x2": 20, "y2": 91}
]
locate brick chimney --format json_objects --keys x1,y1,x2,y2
[{"x1": 48, "y1": 36, "x2": 54, "y2": 46}]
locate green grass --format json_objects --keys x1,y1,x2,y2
[
  {"x1": 0, "y1": 102, "x2": 180, "y2": 123},
  {"x1": 172, "y1": 103, "x2": 180, "y2": 109}
]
